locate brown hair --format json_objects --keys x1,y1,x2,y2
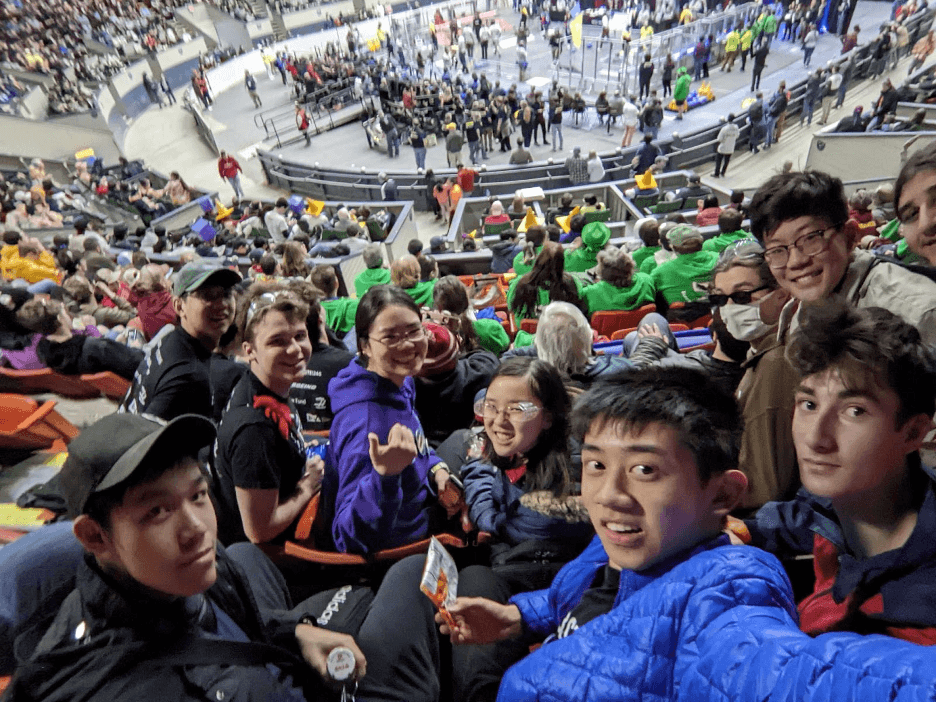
[
  {"x1": 390, "y1": 255, "x2": 421, "y2": 289},
  {"x1": 236, "y1": 282, "x2": 309, "y2": 345}
]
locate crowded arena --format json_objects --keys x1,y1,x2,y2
[{"x1": 5, "y1": 0, "x2": 936, "y2": 697}]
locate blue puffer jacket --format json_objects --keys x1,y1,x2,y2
[
  {"x1": 461, "y1": 458, "x2": 594, "y2": 546},
  {"x1": 499, "y1": 534, "x2": 936, "y2": 701}
]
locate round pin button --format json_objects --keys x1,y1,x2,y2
[{"x1": 327, "y1": 646, "x2": 356, "y2": 682}]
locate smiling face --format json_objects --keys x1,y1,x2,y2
[
  {"x1": 792, "y1": 367, "x2": 926, "y2": 509},
  {"x1": 174, "y1": 284, "x2": 236, "y2": 350},
  {"x1": 85, "y1": 459, "x2": 218, "y2": 599},
  {"x1": 361, "y1": 304, "x2": 428, "y2": 386},
  {"x1": 244, "y1": 309, "x2": 312, "y2": 397},
  {"x1": 581, "y1": 420, "x2": 729, "y2": 572},
  {"x1": 763, "y1": 215, "x2": 852, "y2": 303},
  {"x1": 897, "y1": 169, "x2": 936, "y2": 266},
  {"x1": 483, "y1": 375, "x2": 551, "y2": 459}
]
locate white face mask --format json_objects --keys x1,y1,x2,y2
[{"x1": 720, "y1": 293, "x2": 776, "y2": 342}]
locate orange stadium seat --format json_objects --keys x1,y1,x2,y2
[
  {"x1": 0, "y1": 395, "x2": 79, "y2": 452},
  {"x1": 590, "y1": 304, "x2": 656, "y2": 337}
]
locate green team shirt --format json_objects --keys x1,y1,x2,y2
[
  {"x1": 701, "y1": 230, "x2": 753, "y2": 254},
  {"x1": 583, "y1": 274, "x2": 656, "y2": 314},
  {"x1": 651, "y1": 250, "x2": 719, "y2": 304},
  {"x1": 507, "y1": 275, "x2": 585, "y2": 321},
  {"x1": 512, "y1": 246, "x2": 543, "y2": 276},
  {"x1": 632, "y1": 245, "x2": 661, "y2": 269},
  {"x1": 322, "y1": 297, "x2": 359, "y2": 333},
  {"x1": 564, "y1": 246, "x2": 602, "y2": 273},
  {"x1": 879, "y1": 218, "x2": 901, "y2": 243},
  {"x1": 354, "y1": 267, "x2": 391, "y2": 298},
  {"x1": 405, "y1": 279, "x2": 436, "y2": 307}
]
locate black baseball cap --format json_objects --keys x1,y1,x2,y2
[{"x1": 60, "y1": 413, "x2": 215, "y2": 518}]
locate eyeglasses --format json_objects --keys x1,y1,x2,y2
[
  {"x1": 708, "y1": 285, "x2": 771, "y2": 307},
  {"x1": 369, "y1": 326, "x2": 428, "y2": 348},
  {"x1": 245, "y1": 291, "x2": 296, "y2": 326},
  {"x1": 475, "y1": 400, "x2": 542, "y2": 422},
  {"x1": 763, "y1": 226, "x2": 840, "y2": 269}
]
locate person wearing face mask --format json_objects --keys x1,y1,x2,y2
[{"x1": 707, "y1": 241, "x2": 796, "y2": 510}]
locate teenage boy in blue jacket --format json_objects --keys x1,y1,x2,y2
[
  {"x1": 439, "y1": 367, "x2": 936, "y2": 702},
  {"x1": 745, "y1": 302, "x2": 936, "y2": 644}
]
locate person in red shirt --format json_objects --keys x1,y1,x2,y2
[
  {"x1": 295, "y1": 104, "x2": 312, "y2": 146},
  {"x1": 456, "y1": 163, "x2": 479, "y2": 195},
  {"x1": 217, "y1": 150, "x2": 244, "y2": 200}
]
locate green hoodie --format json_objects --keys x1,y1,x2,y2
[
  {"x1": 405, "y1": 279, "x2": 436, "y2": 307},
  {"x1": 354, "y1": 267, "x2": 391, "y2": 298},
  {"x1": 673, "y1": 68, "x2": 692, "y2": 102},
  {"x1": 702, "y1": 230, "x2": 753, "y2": 254},
  {"x1": 322, "y1": 296, "x2": 359, "y2": 333},
  {"x1": 651, "y1": 250, "x2": 719, "y2": 304},
  {"x1": 632, "y1": 245, "x2": 660, "y2": 269},
  {"x1": 583, "y1": 274, "x2": 656, "y2": 315},
  {"x1": 512, "y1": 246, "x2": 543, "y2": 276},
  {"x1": 565, "y1": 221, "x2": 611, "y2": 273}
]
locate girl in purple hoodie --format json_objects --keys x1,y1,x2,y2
[{"x1": 326, "y1": 285, "x2": 455, "y2": 554}]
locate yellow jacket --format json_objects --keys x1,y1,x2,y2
[{"x1": 3, "y1": 247, "x2": 59, "y2": 284}]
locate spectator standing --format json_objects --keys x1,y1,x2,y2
[
  {"x1": 765, "y1": 81, "x2": 788, "y2": 148},
  {"x1": 801, "y1": 69, "x2": 823, "y2": 126},
  {"x1": 818, "y1": 65, "x2": 843, "y2": 124},
  {"x1": 722, "y1": 26, "x2": 740, "y2": 71},
  {"x1": 445, "y1": 123, "x2": 465, "y2": 167},
  {"x1": 142, "y1": 72, "x2": 162, "y2": 108},
  {"x1": 264, "y1": 198, "x2": 291, "y2": 245},
  {"x1": 191, "y1": 68, "x2": 212, "y2": 110},
  {"x1": 586, "y1": 151, "x2": 606, "y2": 183},
  {"x1": 621, "y1": 95, "x2": 640, "y2": 145},
  {"x1": 751, "y1": 39, "x2": 769, "y2": 91},
  {"x1": 673, "y1": 66, "x2": 691, "y2": 120},
  {"x1": 244, "y1": 70, "x2": 261, "y2": 108},
  {"x1": 549, "y1": 101, "x2": 564, "y2": 151},
  {"x1": 410, "y1": 124, "x2": 427, "y2": 170},
  {"x1": 802, "y1": 24, "x2": 818, "y2": 65},
  {"x1": 713, "y1": 114, "x2": 740, "y2": 177},
  {"x1": 641, "y1": 97, "x2": 664, "y2": 140},
  {"x1": 661, "y1": 54, "x2": 675, "y2": 97},
  {"x1": 565, "y1": 146, "x2": 589, "y2": 184},
  {"x1": 217, "y1": 150, "x2": 244, "y2": 200},
  {"x1": 638, "y1": 54, "x2": 654, "y2": 100},
  {"x1": 378, "y1": 172, "x2": 399, "y2": 201}
]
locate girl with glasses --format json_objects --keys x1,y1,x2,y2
[
  {"x1": 327, "y1": 285, "x2": 457, "y2": 554},
  {"x1": 453, "y1": 357, "x2": 593, "y2": 702}
]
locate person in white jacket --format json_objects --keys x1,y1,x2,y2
[{"x1": 714, "y1": 114, "x2": 740, "y2": 178}]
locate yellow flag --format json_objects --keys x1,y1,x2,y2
[
  {"x1": 305, "y1": 198, "x2": 325, "y2": 216},
  {"x1": 518, "y1": 207, "x2": 543, "y2": 233},
  {"x1": 570, "y1": 12, "x2": 583, "y2": 49}
]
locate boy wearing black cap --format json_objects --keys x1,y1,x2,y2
[
  {"x1": 121, "y1": 261, "x2": 241, "y2": 419},
  {"x1": 8, "y1": 413, "x2": 445, "y2": 702}
]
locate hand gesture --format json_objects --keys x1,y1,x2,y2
[
  {"x1": 296, "y1": 623, "x2": 367, "y2": 683},
  {"x1": 368, "y1": 423, "x2": 417, "y2": 477},
  {"x1": 436, "y1": 598, "x2": 523, "y2": 645}
]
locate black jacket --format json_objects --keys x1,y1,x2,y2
[
  {"x1": 8, "y1": 550, "x2": 311, "y2": 702},
  {"x1": 37, "y1": 336, "x2": 143, "y2": 381}
]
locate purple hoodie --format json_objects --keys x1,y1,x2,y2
[{"x1": 327, "y1": 357, "x2": 442, "y2": 554}]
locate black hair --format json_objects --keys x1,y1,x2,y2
[
  {"x1": 718, "y1": 208, "x2": 744, "y2": 234},
  {"x1": 355, "y1": 284, "x2": 422, "y2": 363},
  {"x1": 787, "y1": 302, "x2": 936, "y2": 427},
  {"x1": 571, "y1": 367, "x2": 743, "y2": 483},
  {"x1": 511, "y1": 241, "x2": 587, "y2": 320},
  {"x1": 748, "y1": 171, "x2": 848, "y2": 243},
  {"x1": 895, "y1": 140, "x2": 936, "y2": 218},
  {"x1": 482, "y1": 357, "x2": 572, "y2": 496},
  {"x1": 84, "y1": 450, "x2": 207, "y2": 531}
]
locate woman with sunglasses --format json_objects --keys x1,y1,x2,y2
[
  {"x1": 708, "y1": 240, "x2": 796, "y2": 510},
  {"x1": 327, "y1": 285, "x2": 456, "y2": 554},
  {"x1": 213, "y1": 283, "x2": 322, "y2": 547}
]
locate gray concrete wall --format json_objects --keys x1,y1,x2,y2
[
  {"x1": 0, "y1": 114, "x2": 121, "y2": 161},
  {"x1": 806, "y1": 131, "x2": 936, "y2": 183}
]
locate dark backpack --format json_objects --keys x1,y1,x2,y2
[{"x1": 749, "y1": 101, "x2": 764, "y2": 123}]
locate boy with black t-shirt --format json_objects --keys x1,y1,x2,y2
[
  {"x1": 121, "y1": 262, "x2": 240, "y2": 420},
  {"x1": 440, "y1": 368, "x2": 936, "y2": 702}
]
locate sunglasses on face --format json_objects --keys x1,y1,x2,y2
[{"x1": 708, "y1": 285, "x2": 770, "y2": 307}]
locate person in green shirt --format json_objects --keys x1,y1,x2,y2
[
  {"x1": 631, "y1": 218, "x2": 662, "y2": 268},
  {"x1": 310, "y1": 264, "x2": 358, "y2": 333},
  {"x1": 673, "y1": 66, "x2": 692, "y2": 120},
  {"x1": 651, "y1": 224, "x2": 719, "y2": 304},
  {"x1": 583, "y1": 247, "x2": 656, "y2": 314},
  {"x1": 354, "y1": 243, "x2": 392, "y2": 298},
  {"x1": 390, "y1": 254, "x2": 436, "y2": 307},
  {"x1": 565, "y1": 221, "x2": 612, "y2": 273},
  {"x1": 702, "y1": 208, "x2": 754, "y2": 254},
  {"x1": 508, "y1": 241, "x2": 587, "y2": 346},
  {"x1": 512, "y1": 225, "x2": 547, "y2": 275}
]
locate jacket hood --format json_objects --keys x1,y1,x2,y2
[
  {"x1": 677, "y1": 66, "x2": 688, "y2": 76},
  {"x1": 328, "y1": 356, "x2": 414, "y2": 415}
]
